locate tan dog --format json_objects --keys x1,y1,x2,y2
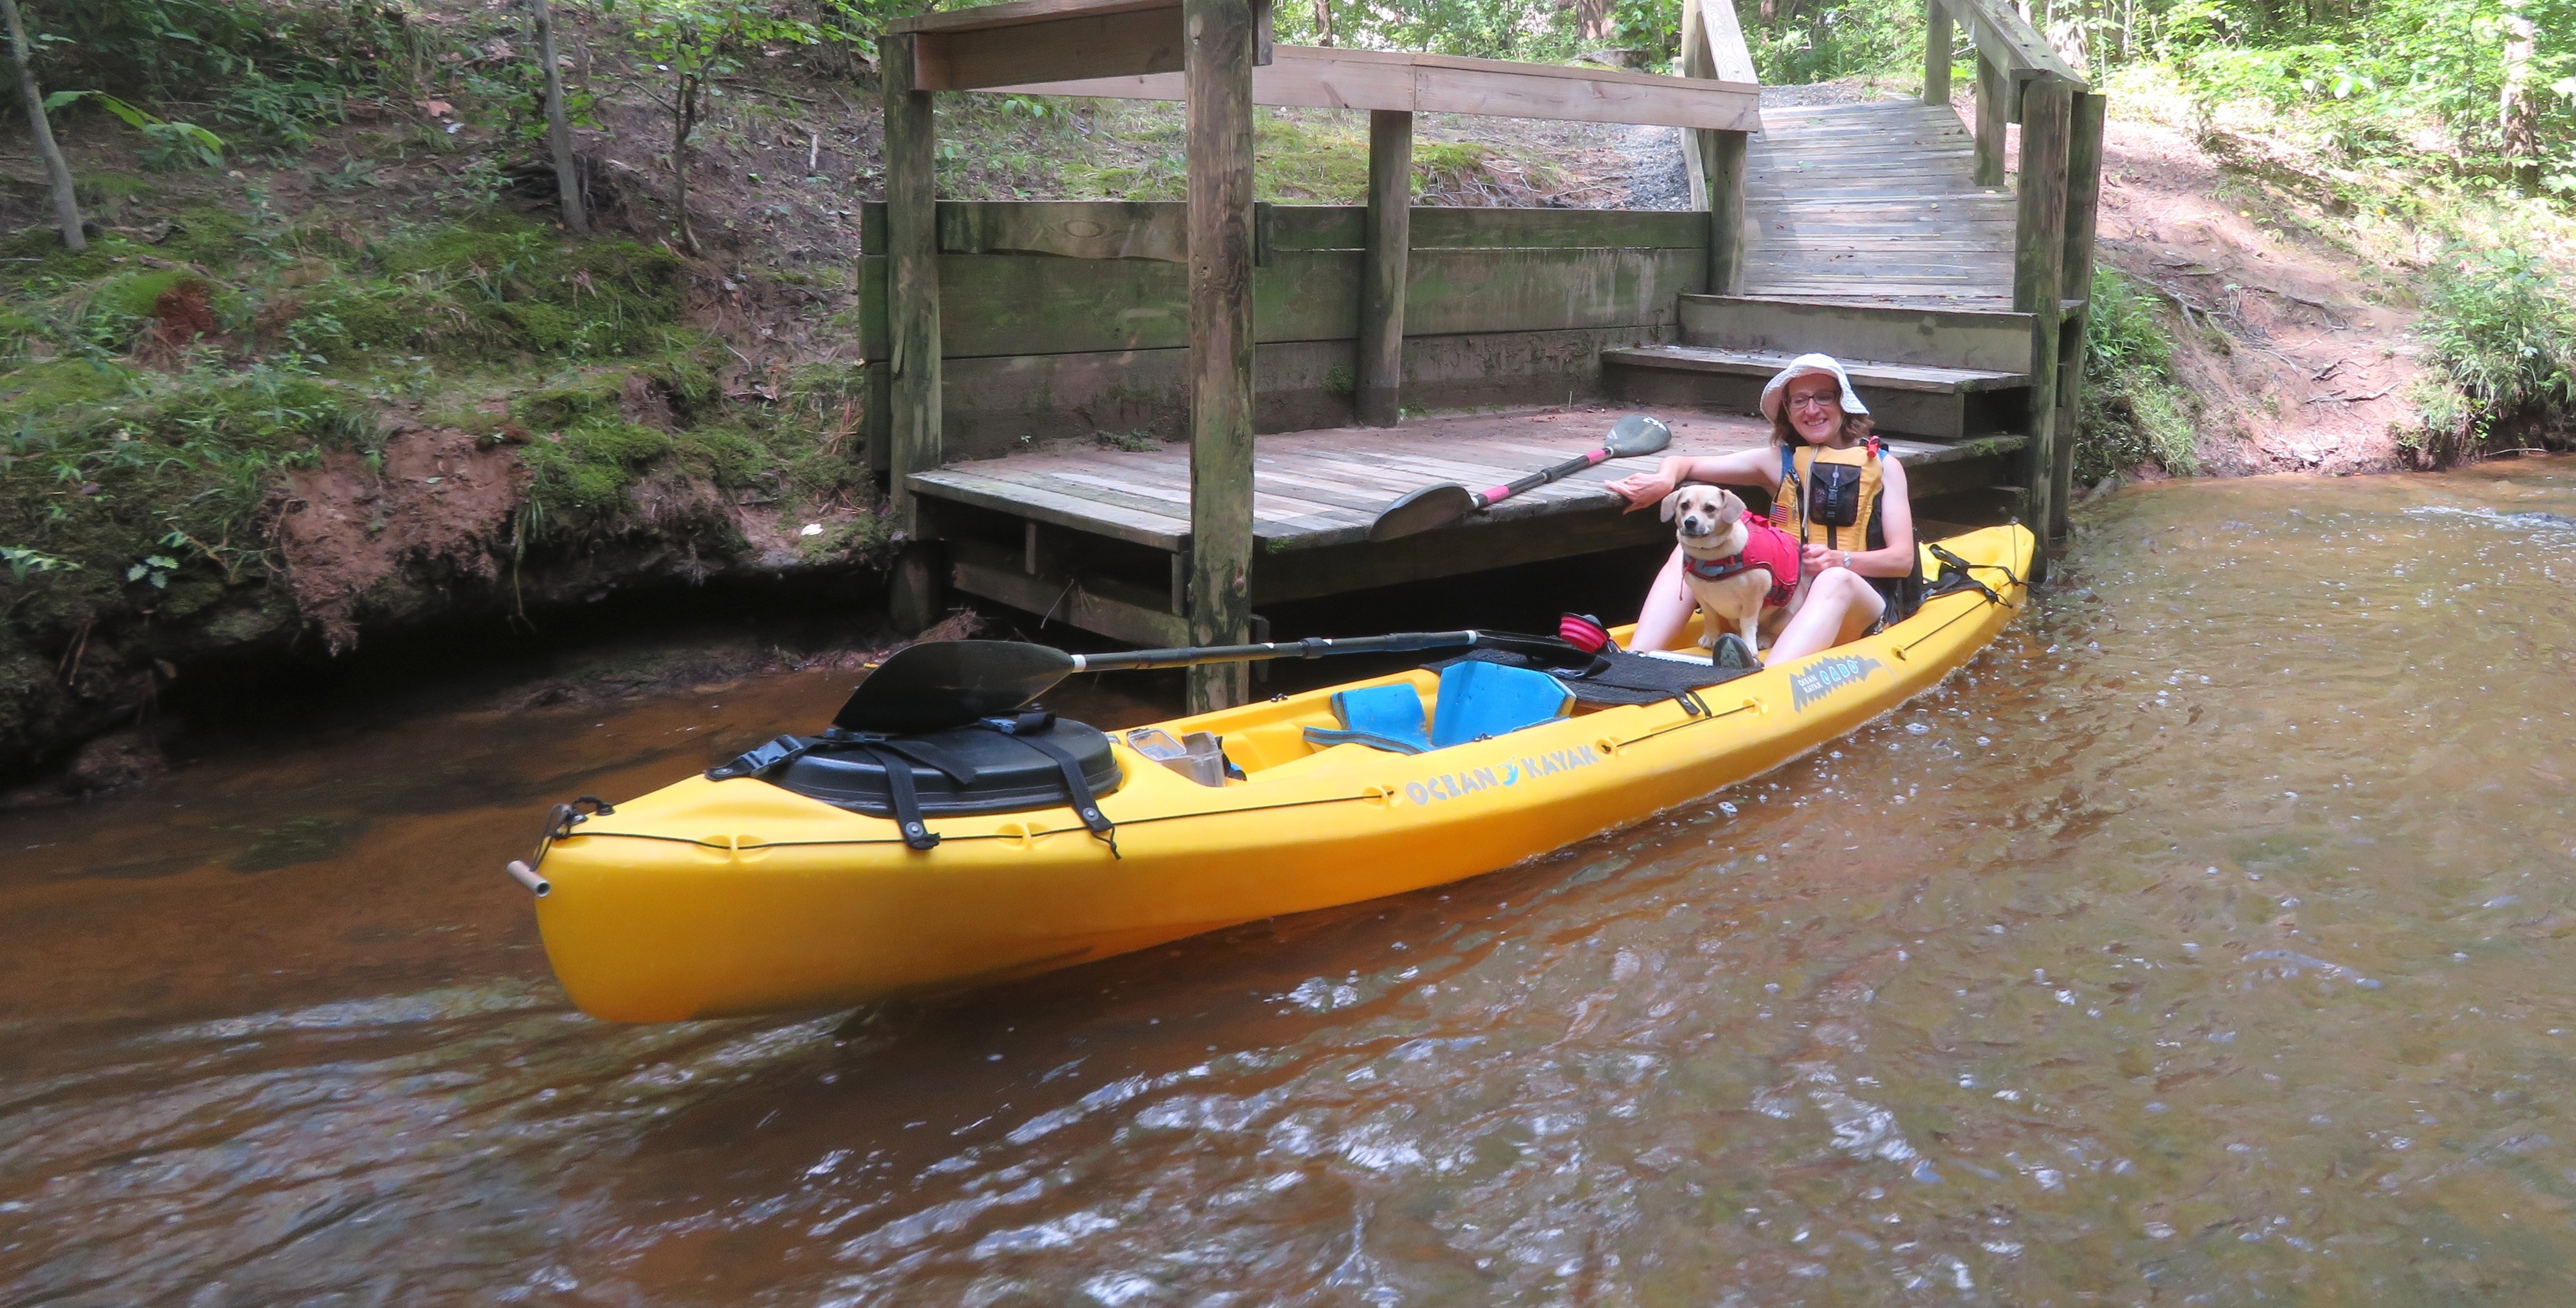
[{"x1": 1662, "y1": 484, "x2": 1771, "y2": 655}]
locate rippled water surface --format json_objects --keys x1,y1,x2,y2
[{"x1": 12, "y1": 462, "x2": 2576, "y2": 1305}]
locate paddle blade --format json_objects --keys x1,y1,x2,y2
[
  {"x1": 831, "y1": 640, "x2": 1078, "y2": 732},
  {"x1": 1367, "y1": 483, "x2": 1479, "y2": 543},
  {"x1": 1604, "y1": 413, "x2": 1674, "y2": 459}
]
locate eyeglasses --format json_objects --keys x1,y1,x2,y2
[{"x1": 1786, "y1": 391, "x2": 1838, "y2": 411}]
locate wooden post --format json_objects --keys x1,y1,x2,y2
[
  {"x1": 2013, "y1": 77, "x2": 2072, "y2": 573},
  {"x1": 1678, "y1": 0, "x2": 1709, "y2": 210},
  {"x1": 1923, "y1": 0, "x2": 1953, "y2": 107},
  {"x1": 1355, "y1": 108, "x2": 1411, "y2": 428},
  {"x1": 1707, "y1": 131, "x2": 1747, "y2": 295},
  {"x1": 1684, "y1": 0, "x2": 1752, "y2": 292},
  {"x1": 882, "y1": 32, "x2": 941, "y2": 539},
  {"x1": 1184, "y1": 0, "x2": 1258, "y2": 713},
  {"x1": 2061, "y1": 90, "x2": 2107, "y2": 309},
  {"x1": 1973, "y1": 52, "x2": 2008, "y2": 187},
  {"x1": 2049, "y1": 89, "x2": 2108, "y2": 541}
]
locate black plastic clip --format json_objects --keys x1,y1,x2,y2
[{"x1": 543, "y1": 794, "x2": 617, "y2": 842}]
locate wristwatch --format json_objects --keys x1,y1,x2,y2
[{"x1": 1841, "y1": 550, "x2": 1853, "y2": 570}]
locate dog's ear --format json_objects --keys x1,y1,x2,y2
[
  {"x1": 1716, "y1": 492, "x2": 1744, "y2": 525},
  {"x1": 1659, "y1": 488, "x2": 1684, "y2": 523}
]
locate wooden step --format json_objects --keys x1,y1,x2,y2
[
  {"x1": 1601, "y1": 344, "x2": 2032, "y2": 441},
  {"x1": 1676, "y1": 294, "x2": 2035, "y2": 371},
  {"x1": 1602, "y1": 346, "x2": 2025, "y2": 393}
]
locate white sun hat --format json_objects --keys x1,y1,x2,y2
[{"x1": 1759, "y1": 353, "x2": 1871, "y2": 423}]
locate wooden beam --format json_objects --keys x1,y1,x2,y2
[
  {"x1": 1945, "y1": 0, "x2": 2085, "y2": 88},
  {"x1": 993, "y1": 43, "x2": 1758, "y2": 130},
  {"x1": 893, "y1": 0, "x2": 1175, "y2": 36},
  {"x1": 1356, "y1": 109, "x2": 1411, "y2": 428},
  {"x1": 1924, "y1": 0, "x2": 1954, "y2": 106},
  {"x1": 1972, "y1": 53, "x2": 2008, "y2": 187},
  {"x1": 2012, "y1": 78, "x2": 2072, "y2": 572},
  {"x1": 1184, "y1": 0, "x2": 1257, "y2": 713},
  {"x1": 882, "y1": 32, "x2": 941, "y2": 537},
  {"x1": 914, "y1": 5, "x2": 1184, "y2": 92}
]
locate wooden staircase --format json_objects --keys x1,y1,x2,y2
[
  {"x1": 1738, "y1": 100, "x2": 2020, "y2": 309},
  {"x1": 1602, "y1": 47, "x2": 2103, "y2": 531}
]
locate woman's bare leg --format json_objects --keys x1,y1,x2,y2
[
  {"x1": 1630, "y1": 546, "x2": 1696, "y2": 652},
  {"x1": 1765, "y1": 569, "x2": 1884, "y2": 663}
]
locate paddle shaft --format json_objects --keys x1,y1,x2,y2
[
  {"x1": 1070, "y1": 631, "x2": 1480, "y2": 672},
  {"x1": 1471, "y1": 446, "x2": 1616, "y2": 510}
]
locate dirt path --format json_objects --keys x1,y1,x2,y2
[{"x1": 2093, "y1": 119, "x2": 2419, "y2": 475}]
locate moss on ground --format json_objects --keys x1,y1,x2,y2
[{"x1": 0, "y1": 191, "x2": 878, "y2": 769}]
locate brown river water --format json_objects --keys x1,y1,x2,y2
[{"x1": 8, "y1": 461, "x2": 2576, "y2": 1306}]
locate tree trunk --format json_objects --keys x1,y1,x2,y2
[
  {"x1": 671, "y1": 75, "x2": 700, "y2": 255},
  {"x1": 1, "y1": 0, "x2": 81, "y2": 251},
  {"x1": 1576, "y1": 0, "x2": 1613, "y2": 43},
  {"x1": 1310, "y1": 0, "x2": 1330, "y2": 46},
  {"x1": 2501, "y1": 0, "x2": 2539, "y2": 194},
  {"x1": 528, "y1": 0, "x2": 588, "y2": 234}
]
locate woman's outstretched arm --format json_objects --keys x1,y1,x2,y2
[{"x1": 1605, "y1": 447, "x2": 1781, "y2": 513}]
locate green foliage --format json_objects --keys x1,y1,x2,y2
[
  {"x1": 20, "y1": 0, "x2": 407, "y2": 156},
  {"x1": 41, "y1": 90, "x2": 228, "y2": 171},
  {"x1": 2411, "y1": 246, "x2": 2576, "y2": 459},
  {"x1": 2, "y1": 546, "x2": 81, "y2": 582},
  {"x1": 2077, "y1": 268, "x2": 2202, "y2": 481},
  {"x1": 1743, "y1": 0, "x2": 1922, "y2": 85}
]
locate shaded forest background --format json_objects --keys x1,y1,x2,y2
[{"x1": 0, "y1": 0, "x2": 2567, "y2": 785}]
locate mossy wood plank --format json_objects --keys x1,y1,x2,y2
[
  {"x1": 924, "y1": 326, "x2": 1667, "y2": 459},
  {"x1": 855, "y1": 246, "x2": 1694, "y2": 359},
  {"x1": 884, "y1": 201, "x2": 1706, "y2": 255}
]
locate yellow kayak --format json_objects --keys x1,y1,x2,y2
[{"x1": 526, "y1": 524, "x2": 2033, "y2": 1021}]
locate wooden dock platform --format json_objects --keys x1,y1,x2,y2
[
  {"x1": 869, "y1": 0, "x2": 2100, "y2": 703},
  {"x1": 910, "y1": 403, "x2": 2022, "y2": 644}
]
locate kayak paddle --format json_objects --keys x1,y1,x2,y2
[
  {"x1": 833, "y1": 631, "x2": 1589, "y2": 733},
  {"x1": 1364, "y1": 413, "x2": 1672, "y2": 543}
]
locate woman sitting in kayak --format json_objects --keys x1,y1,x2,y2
[{"x1": 1607, "y1": 354, "x2": 1919, "y2": 662}]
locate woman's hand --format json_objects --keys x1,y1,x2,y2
[
  {"x1": 1607, "y1": 471, "x2": 1675, "y2": 513},
  {"x1": 1802, "y1": 543, "x2": 1845, "y2": 574}
]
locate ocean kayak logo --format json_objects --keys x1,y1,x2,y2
[
  {"x1": 1790, "y1": 654, "x2": 1883, "y2": 711},
  {"x1": 1406, "y1": 744, "x2": 1600, "y2": 805}
]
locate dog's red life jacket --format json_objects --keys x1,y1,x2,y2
[{"x1": 1682, "y1": 517, "x2": 1801, "y2": 608}]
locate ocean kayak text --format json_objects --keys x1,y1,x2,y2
[{"x1": 1406, "y1": 744, "x2": 1603, "y2": 806}]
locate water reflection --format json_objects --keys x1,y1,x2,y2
[{"x1": 9, "y1": 461, "x2": 2576, "y2": 1304}]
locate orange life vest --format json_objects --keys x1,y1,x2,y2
[{"x1": 1770, "y1": 438, "x2": 1886, "y2": 553}]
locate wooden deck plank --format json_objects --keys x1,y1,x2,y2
[
  {"x1": 908, "y1": 405, "x2": 1807, "y2": 553},
  {"x1": 910, "y1": 469, "x2": 1191, "y2": 548}
]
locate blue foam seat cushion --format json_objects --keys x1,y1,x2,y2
[
  {"x1": 1301, "y1": 663, "x2": 1571, "y2": 755},
  {"x1": 1301, "y1": 683, "x2": 1431, "y2": 754},
  {"x1": 1429, "y1": 660, "x2": 1573, "y2": 747}
]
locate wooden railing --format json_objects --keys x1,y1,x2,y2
[
  {"x1": 1679, "y1": 0, "x2": 1757, "y2": 295},
  {"x1": 1926, "y1": 0, "x2": 2106, "y2": 555}
]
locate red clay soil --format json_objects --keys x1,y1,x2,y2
[
  {"x1": 2092, "y1": 118, "x2": 2419, "y2": 476},
  {"x1": 272, "y1": 428, "x2": 531, "y2": 654}
]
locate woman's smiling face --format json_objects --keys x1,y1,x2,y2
[{"x1": 1784, "y1": 374, "x2": 1843, "y2": 444}]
